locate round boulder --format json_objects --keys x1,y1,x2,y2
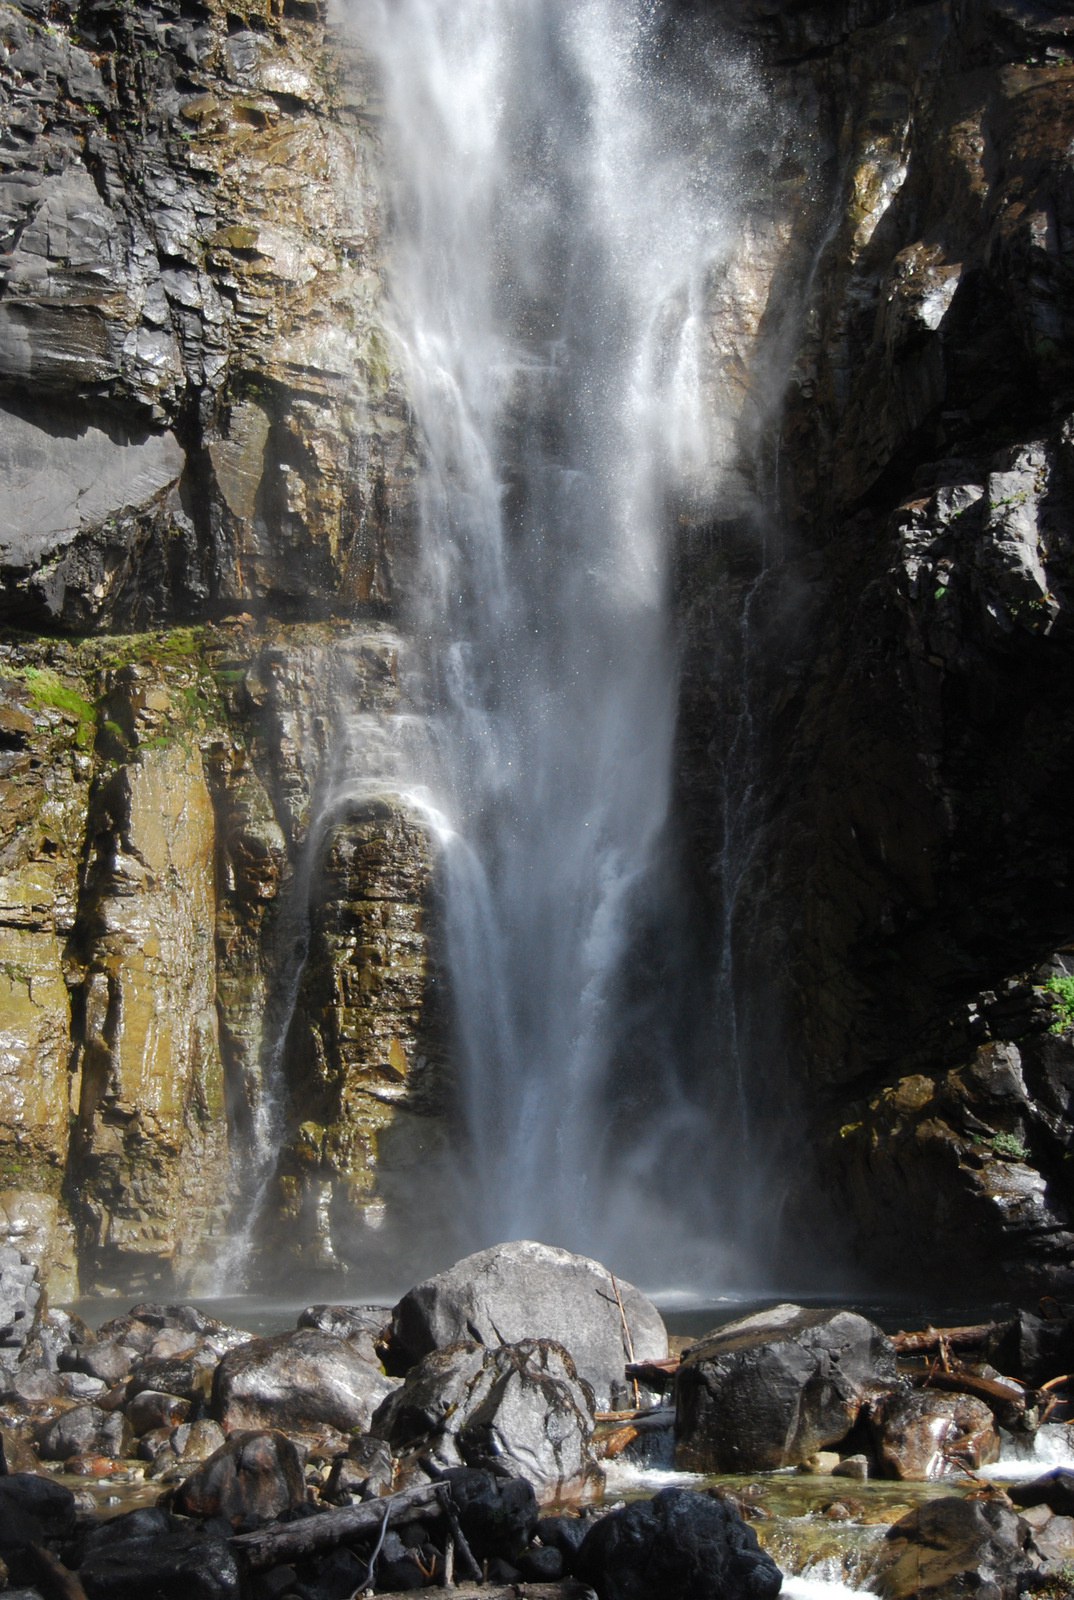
[
  {"x1": 212, "y1": 1328, "x2": 395, "y2": 1437},
  {"x1": 575, "y1": 1486, "x2": 782, "y2": 1600},
  {"x1": 388, "y1": 1240, "x2": 667, "y2": 1410},
  {"x1": 869, "y1": 1496, "x2": 1034, "y2": 1599},
  {"x1": 675, "y1": 1303, "x2": 896, "y2": 1473},
  {"x1": 36, "y1": 1403, "x2": 132, "y2": 1463},
  {"x1": 869, "y1": 1390, "x2": 1000, "y2": 1480}
]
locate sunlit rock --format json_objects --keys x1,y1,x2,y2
[
  {"x1": 387, "y1": 1240, "x2": 667, "y2": 1412},
  {"x1": 869, "y1": 1390, "x2": 1000, "y2": 1481},
  {"x1": 371, "y1": 1336, "x2": 602, "y2": 1504}
]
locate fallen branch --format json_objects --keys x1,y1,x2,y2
[
  {"x1": 609, "y1": 1272, "x2": 639, "y2": 1409},
  {"x1": 893, "y1": 1323, "x2": 1000, "y2": 1354},
  {"x1": 916, "y1": 1369, "x2": 1026, "y2": 1411},
  {"x1": 230, "y1": 1480, "x2": 443, "y2": 1571},
  {"x1": 375, "y1": 1586, "x2": 596, "y2": 1600},
  {"x1": 28, "y1": 1545, "x2": 88, "y2": 1600}
]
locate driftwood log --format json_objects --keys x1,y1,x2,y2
[
  {"x1": 377, "y1": 1588, "x2": 596, "y2": 1600},
  {"x1": 892, "y1": 1324, "x2": 1000, "y2": 1354},
  {"x1": 28, "y1": 1546, "x2": 89, "y2": 1600},
  {"x1": 914, "y1": 1367, "x2": 1028, "y2": 1430},
  {"x1": 230, "y1": 1480, "x2": 444, "y2": 1571}
]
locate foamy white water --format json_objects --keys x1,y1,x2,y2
[{"x1": 351, "y1": 0, "x2": 776, "y2": 1279}]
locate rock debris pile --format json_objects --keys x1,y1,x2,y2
[{"x1": 0, "y1": 1241, "x2": 1066, "y2": 1597}]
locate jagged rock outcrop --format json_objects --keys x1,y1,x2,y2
[
  {"x1": 0, "y1": 620, "x2": 443, "y2": 1293},
  {"x1": 0, "y1": 0, "x2": 414, "y2": 630},
  {"x1": 678, "y1": 0, "x2": 1074, "y2": 1288}
]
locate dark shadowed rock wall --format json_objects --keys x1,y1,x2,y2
[{"x1": 679, "y1": 0, "x2": 1074, "y2": 1293}]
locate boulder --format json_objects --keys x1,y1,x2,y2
[
  {"x1": 1011, "y1": 1469, "x2": 1074, "y2": 1518},
  {"x1": 127, "y1": 1390, "x2": 191, "y2": 1436},
  {"x1": 991, "y1": 1312, "x2": 1074, "y2": 1388},
  {"x1": 674, "y1": 1303, "x2": 896, "y2": 1472},
  {"x1": 128, "y1": 1355, "x2": 216, "y2": 1404},
  {"x1": 129, "y1": 1305, "x2": 253, "y2": 1359},
  {"x1": 79, "y1": 1522, "x2": 241, "y2": 1600},
  {"x1": 60, "y1": 1339, "x2": 134, "y2": 1385},
  {"x1": 372, "y1": 1338, "x2": 601, "y2": 1502},
  {"x1": 173, "y1": 1419, "x2": 227, "y2": 1462},
  {"x1": 170, "y1": 1430, "x2": 306, "y2": 1530},
  {"x1": 388, "y1": 1241, "x2": 666, "y2": 1409},
  {"x1": 438, "y1": 1466, "x2": 539, "y2": 1562},
  {"x1": 869, "y1": 1496, "x2": 1036, "y2": 1600},
  {"x1": 212, "y1": 1329, "x2": 394, "y2": 1437},
  {"x1": 323, "y1": 1434, "x2": 393, "y2": 1502},
  {"x1": 574, "y1": 1486, "x2": 782, "y2": 1600},
  {"x1": 0, "y1": 1474, "x2": 77, "y2": 1541},
  {"x1": 36, "y1": 1403, "x2": 132, "y2": 1462},
  {"x1": 298, "y1": 1303, "x2": 389, "y2": 1342},
  {"x1": 870, "y1": 1391, "x2": 1000, "y2": 1480}
]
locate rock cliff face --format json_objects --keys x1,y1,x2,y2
[
  {"x1": 0, "y1": 0, "x2": 1073, "y2": 1296},
  {"x1": 679, "y1": 0, "x2": 1074, "y2": 1291}
]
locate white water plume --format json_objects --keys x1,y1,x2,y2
[{"x1": 352, "y1": 0, "x2": 776, "y2": 1280}]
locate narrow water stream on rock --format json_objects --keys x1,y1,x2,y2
[{"x1": 353, "y1": 0, "x2": 780, "y2": 1282}]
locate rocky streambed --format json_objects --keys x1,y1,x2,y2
[{"x1": 0, "y1": 1239, "x2": 1067, "y2": 1598}]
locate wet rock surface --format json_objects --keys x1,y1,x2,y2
[
  {"x1": 212, "y1": 1326, "x2": 395, "y2": 1439},
  {"x1": 170, "y1": 1428, "x2": 306, "y2": 1529},
  {"x1": 675, "y1": 1303, "x2": 896, "y2": 1473},
  {"x1": 574, "y1": 1486, "x2": 783, "y2": 1600},
  {"x1": 870, "y1": 1496, "x2": 1037, "y2": 1600},
  {"x1": 869, "y1": 1390, "x2": 1001, "y2": 1481}
]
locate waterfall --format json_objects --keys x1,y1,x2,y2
[{"x1": 353, "y1": 0, "x2": 776, "y2": 1286}]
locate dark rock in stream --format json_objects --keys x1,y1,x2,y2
[
  {"x1": 171, "y1": 1428, "x2": 306, "y2": 1529},
  {"x1": 437, "y1": 1466, "x2": 539, "y2": 1561},
  {"x1": 675, "y1": 1303, "x2": 896, "y2": 1472},
  {"x1": 870, "y1": 1496, "x2": 1037, "y2": 1600},
  {"x1": 1011, "y1": 1469, "x2": 1074, "y2": 1518},
  {"x1": 387, "y1": 1240, "x2": 667, "y2": 1410},
  {"x1": 79, "y1": 1520, "x2": 242, "y2": 1600},
  {"x1": 36, "y1": 1402, "x2": 132, "y2": 1462},
  {"x1": 574, "y1": 1486, "x2": 782, "y2": 1600},
  {"x1": 991, "y1": 1311, "x2": 1074, "y2": 1389}
]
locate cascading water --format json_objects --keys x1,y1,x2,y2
[{"x1": 352, "y1": 0, "x2": 782, "y2": 1285}]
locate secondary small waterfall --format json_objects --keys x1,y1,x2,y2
[{"x1": 354, "y1": 0, "x2": 775, "y2": 1285}]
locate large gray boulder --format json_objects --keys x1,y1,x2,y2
[
  {"x1": 212, "y1": 1329, "x2": 395, "y2": 1439},
  {"x1": 675, "y1": 1303, "x2": 897, "y2": 1473},
  {"x1": 371, "y1": 1337, "x2": 602, "y2": 1503},
  {"x1": 388, "y1": 1241, "x2": 667, "y2": 1410}
]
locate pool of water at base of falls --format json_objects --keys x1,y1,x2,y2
[{"x1": 48, "y1": 1289, "x2": 1073, "y2": 1596}]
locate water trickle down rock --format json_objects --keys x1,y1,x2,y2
[{"x1": 66, "y1": 669, "x2": 229, "y2": 1293}]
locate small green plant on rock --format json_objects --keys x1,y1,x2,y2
[
  {"x1": 1045, "y1": 973, "x2": 1074, "y2": 1033},
  {"x1": 992, "y1": 1130, "x2": 1029, "y2": 1161}
]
